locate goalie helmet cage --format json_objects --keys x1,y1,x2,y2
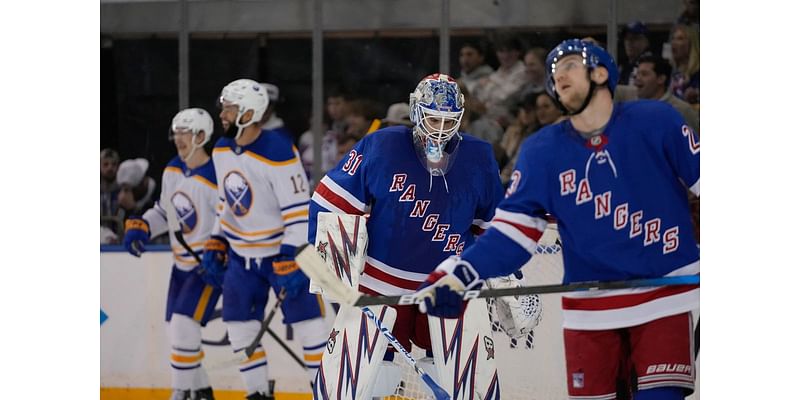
[{"x1": 385, "y1": 224, "x2": 701, "y2": 400}]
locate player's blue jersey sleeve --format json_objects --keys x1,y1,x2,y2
[
  {"x1": 461, "y1": 133, "x2": 553, "y2": 279},
  {"x1": 661, "y1": 105, "x2": 700, "y2": 196},
  {"x1": 308, "y1": 136, "x2": 371, "y2": 244},
  {"x1": 472, "y1": 150, "x2": 505, "y2": 234}
]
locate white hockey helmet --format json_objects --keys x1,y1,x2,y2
[
  {"x1": 170, "y1": 107, "x2": 214, "y2": 161},
  {"x1": 218, "y1": 78, "x2": 269, "y2": 140}
]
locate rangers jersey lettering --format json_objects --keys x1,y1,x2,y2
[
  {"x1": 461, "y1": 100, "x2": 700, "y2": 329},
  {"x1": 211, "y1": 128, "x2": 310, "y2": 258},
  {"x1": 142, "y1": 157, "x2": 218, "y2": 270},
  {"x1": 309, "y1": 126, "x2": 503, "y2": 296}
]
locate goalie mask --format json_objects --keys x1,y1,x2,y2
[
  {"x1": 169, "y1": 108, "x2": 214, "y2": 161},
  {"x1": 218, "y1": 78, "x2": 269, "y2": 141},
  {"x1": 409, "y1": 74, "x2": 465, "y2": 179}
]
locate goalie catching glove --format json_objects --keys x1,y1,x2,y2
[
  {"x1": 415, "y1": 256, "x2": 483, "y2": 318},
  {"x1": 485, "y1": 272, "x2": 542, "y2": 339}
]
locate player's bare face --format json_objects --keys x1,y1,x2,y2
[
  {"x1": 172, "y1": 128, "x2": 195, "y2": 160},
  {"x1": 553, "y1": 55, "x2": 590, "y2": 111},
  {"x1": 219, "y1": 104, "x2": 238, "y2": 132}
]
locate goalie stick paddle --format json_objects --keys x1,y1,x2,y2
[
  {"x1": 360, "y1": 306, "x2": 450, "y2": 400},
  {"x1": 295, "y1": 244, "x2": 699, "y2": 307}
]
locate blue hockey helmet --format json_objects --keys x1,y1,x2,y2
[
  {"x1": 545, "y1": 39, "x2": 619, "y2": 106},
  {"x1": 409, "y1": 73, "x2": 465, "y2": 177}
]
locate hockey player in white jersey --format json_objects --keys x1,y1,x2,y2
[
  {"x1": 418, "y1": 39, "x2": 700, "y2": 400},
  {"x1": 122, "y1": 108, "x2": 222, "y2": 400},
  {"x1": 201, "y1": 79, "x2": 330, "y2": 400},
  {"x1": 307, "y1": 74, "x2": 542, "y2": 399}
]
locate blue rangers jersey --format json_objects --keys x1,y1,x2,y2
[
  {"x1": 211, "y1": 128, "x2": 310, "y2": 258},
  {"x1": 308, "y1": 125, "x2": 504, "y2": 296},
  {"x1": 142, "y1": 156, "x2": 218, "y2": 271},
  {"x1": 462, "y1": 100, "x2": 700, "y2": 330}
]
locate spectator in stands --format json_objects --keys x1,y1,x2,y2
[
  {"x1": 335, "y1": 133, "x2": 360, "y2": 161},
  {"x1": 619, "y1": 21, "x2": 653, "y2": 86},
  {"x1": 259, "y1": 82, "x2": 294, "y2": 143},
  {"x1": 472, "y1": 35, "x2": 528, "y2": 127},
  {"x1": 299, "y1": 89, "x2": 350, "y2": 177},
  {"x1": 345, "y1": 98, "x2": 382, "y2": 138},
  {"x1": 676, "y1": 0, "x2": 700, "y2": 31},
  {"x1": 116, "y1": 158, "x2": 157, "y2": 220},
  {"x1": 457, "y1": 41, "x2": 494, "y2": 96},
  {"x1": 669, "y1": 23, "x2": 700, "y2": 104},
  {"x1": 512, "y1": 47, "x2": 548, "y2": 104},
  {"x1": 499, "y1": 93, "x2": 539, "y2": 183},
  {"x1": 101, "y1": 148, "x2": 123, "y2": 237},
  {"x1": 534, "y1": 91, "x2": 565, "y2": 128},
  {"x1": 382, "y1": 102, "x2": 413, "y2": 128},
  {"x1": 634, "y1": 55, "x2": 700, "y2": 134}
]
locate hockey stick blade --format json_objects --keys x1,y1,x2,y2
[{"x1": 355, "y1": 275, "x2": 700, "y2": 307}]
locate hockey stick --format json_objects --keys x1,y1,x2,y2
[
  {"x1": 361, "y1": 306, "x2": 450, "y2": 400},
  {"x1": 295, "y1": 244, "x2": 699, "y2": 307}
]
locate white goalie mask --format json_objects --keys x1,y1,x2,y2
[
  {"x1": 409, "y1": 73, "x2": 465, "y2": 177},
  {"x1": 169, "y1": 108, "x2": 214, "y2": 161},
  {"x1": 218, "y1": 78, "x2": 269, "y2": 140}
]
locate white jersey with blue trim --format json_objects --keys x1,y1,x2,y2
[
  {"x1": 461, "y1": 100, "x2": 700, "y2": 330},
  {"x1": 142, "y1": 156, "x2": 219, "y2": 271},
  {"x1": 308, "y1": 125, "x2": 503, "y2": 296},
  {"x1": 211, "y1": 128, "x2": 310, "y2": 258}
]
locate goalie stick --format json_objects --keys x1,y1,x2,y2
[{"x1": 295, "y1": 244, "x2": 700, "y2": 307}]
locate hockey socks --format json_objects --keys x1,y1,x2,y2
[
  {"x1": 292, "y1": 317, "x2": 329, "y2": 383},
  {"x1": 228, "y1": 320, "x2": 271, "y2": 395}
]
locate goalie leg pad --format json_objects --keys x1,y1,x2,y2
[
  {"x1": 429, "y1": 298, "x2": 501, "y2": 400},
  {"x1": 315, "y1": 305, "x2": 396, "y2": 400}
]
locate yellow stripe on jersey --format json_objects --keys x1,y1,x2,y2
[
  {"x1": 235, "y1": 240, "x2": 282, "y2": 248},
  {"x1": 303, "y1": 353, "x2": 323, "y2": 362},
  {"x1": 282, "y1": 209, "x2": 309, "y2": 221},
  {"x1": 192, "y1": 174, "x2": 217, "y2": 190},
  {"x1": 171, "y1": 351, "x2": 205, "y2": 363},
  {"x1": 245, "y1": 150, "x2": 299, "y2": 166},
  {"x1": 165, "y1": 166, "x2": 183, "y2": 175},
  {"x1": 193, "y1": 285, "x2": 214, "y2": 321},
  {"x1": 220, "y1": 219, "x2": 284, "y2": 237},
  {"x1": 213, "y1": 147, "x2": 232, "y2": 154}
]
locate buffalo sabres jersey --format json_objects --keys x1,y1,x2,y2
[
  {"x1": 211, "y1": 128, "x2": 310, "y2": 258},
  {"x1": 462, "y1": 100, "x2": 700, "y2": 330},
  {"x1": 142, "y1": 156, "x2": 218, "y2": 271},
  {"x1": 309, "y1": 125, "x2": 504, "y2": 296}
]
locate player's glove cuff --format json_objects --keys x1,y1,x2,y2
[
  {"x1": 204, "y1": 235, "x2": 228, "y2": 252},
  {"x1": 124, "y1": 217, "x2": 150, "y2": 236}
]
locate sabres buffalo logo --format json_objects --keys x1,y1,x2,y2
[
  {"x1": 171, "y1": 191, "x2": 197, "y2": 234},
  {"x1": 223, "y1": 171, "x2": 253, "y2": 217}
]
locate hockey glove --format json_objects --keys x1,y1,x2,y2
[
  {"x1": 485, "y1": 271, "x2": 542, "y2": 339},
  {"x1": 200, "y1": 235, "x2": 228, "y2": 288},
  {"x1": 273, "y1": 245, "x2": 309, "y2": 299},
  {"x1": 416, "y1": 256, "x2": 484, "y2": 318},
  {"x1": 123, "y1": 217, "x2": 150, "y2": 257}
]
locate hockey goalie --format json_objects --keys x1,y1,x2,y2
[{"x1": 305, "y1": 73, "x2": 542, "y2": 399}]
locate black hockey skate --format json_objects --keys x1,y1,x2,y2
[
  {"x1": 193, "y1": 387, "x2": 215, "y2": 400},
  {"x1": 245, "y1": 392, "x2": 274, "y2": 400}
]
